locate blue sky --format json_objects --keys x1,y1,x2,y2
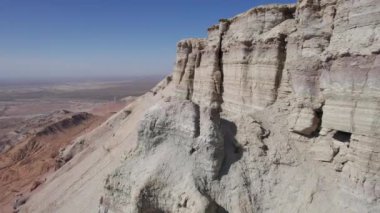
[{"x1": 0, "y1": 0, "x2": 295, "y2": 80}]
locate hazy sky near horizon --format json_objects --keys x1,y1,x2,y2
[{"x1": 0, "y1": 0, "x2": 295, "y2": 80}]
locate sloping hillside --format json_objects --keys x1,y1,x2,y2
[{"x1": 20, "y1": 0, "x2": 380, "y2": 212}]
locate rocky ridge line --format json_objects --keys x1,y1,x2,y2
[
  {"x1": 17, "y1": 1, "x2": 379, "y2": 212},
  {"x1": 101, "y1": 1, "x2": 380, "y2": 212}
]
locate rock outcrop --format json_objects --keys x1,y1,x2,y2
[
  {"x1": 19, "y1": 1, "x2": 380, "y2": 213},
  {"x1": 100, "y1": 1, "x2": 380, "y2": 212},
  {"x1": 100, "y1": 101, "x2": 225, "y2": 212}
]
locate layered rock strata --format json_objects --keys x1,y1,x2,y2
[
  {"x1": 100, "y1": 101, "x2": 225, "y2": 212},
  {"x1": 100, "y1": 0, "x2": 380, "y2": 212}
]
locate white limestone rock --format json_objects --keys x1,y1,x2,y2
[
  {"x1": 309, "y1": 138, "x2": 336, "y2": 162},
  {"x1": 22, "y1": 1, "x2": 380, "y2": 213},
  {"x1": 289, "y1": 108, "x2": 320, "y2": 136},
  {"x1": 100, "y1": 1, "x2": 380, "y2": 212},
  {"x1": 173, "y1": 39, "x2": 206, "y2": 100},
  {"x1": 101, "y1": 1, "x2": 380, "y2": 212},
  {"x1": 100, "y1": 100, "x2": 224, "y2": 212}
]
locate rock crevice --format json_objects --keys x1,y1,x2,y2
[{"x1": 101, "y1": 1, "x2": 380, "y2": 212}]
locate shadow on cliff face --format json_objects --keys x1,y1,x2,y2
[
  {"x1": 218, "y1": 119, "x2": 242, "y2": 178},
  {"x1": 209, "y1": 200, "x2": 229, "y2": 213}
]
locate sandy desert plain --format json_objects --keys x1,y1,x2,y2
[{"x1": 0, "y1": 75, "x2": 162, "y2": 211}]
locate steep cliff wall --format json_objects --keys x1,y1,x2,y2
[
  {"x1": 172, "y1": 0, "x2": 380, "y2": 205},
  {"x1": 20, "y1": 1, "x2": 380, "y2": 213},
  {"x1": 99, "y1": 1, "x2": 380, "y2": 212}
]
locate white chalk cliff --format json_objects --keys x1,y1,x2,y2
[{"x1": 21, "y1": 0, "x2": 380, "y2": 212}]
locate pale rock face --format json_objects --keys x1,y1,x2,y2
[
  {"x1": 177, "y1": 5, "x2": 297, "y2": 113},
  {"x1": 221, "y1": 5, "x2": 295, "y2": 113},
  {"x1": 341, "y1": 134, "x2": 380, "y2": 203},
  {"x1": 100, "y1": 1, "x2": 380, "y2": 212},
  {"x1": 100, "y1": 101, "x2": 224, "y2": 212},
  {"x1": 23, "y1": 1, "x2": 379, "y2": 212},
  {"x1": 309, "y1": 138, "x2": 337, "y2": 162},
  {"x1": 191, "y1": 26, "x2": 225, "y2": 106},
  {"x1": 173, "y1": 39, "x2": 206, "y2": 100},
  {"x1": 327, "y1": 0, "x2": 380, "y2": 56},
  {"x1": 320, "y1": 55, "x2": 380, "y2": 136},
  {"x1": 316, "y1": 0, "x2": 380, "y2": 204},
  {"x1": 289, "y1": 108, "x2": 320, "y2": 136},
  {"x1": 282, "y1": 0, "x2": 337, "y2": 100}
]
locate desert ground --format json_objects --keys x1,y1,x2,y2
[{"x1": 0, "y1": 76, "x2": 162, "y2": 212}]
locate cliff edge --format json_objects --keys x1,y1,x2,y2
[{"x1": 21, "y1": 0, "x2": 380, "y2": 212}]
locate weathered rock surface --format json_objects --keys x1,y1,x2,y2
[
  {"x1": 20, "y1": 1, "x2": 380, "y2": 213},
  {"x1": 173, "y1": 39, "x2": 206, "y2": 100},
  {"x1": 100, "y1": 101, "x2": 224, "y2": 212},
  {"x1": 289, "y1": 108, "x2": 320, "y2": 135},
  {"x1": 100, "y1": 1, "x2": 380, "y2": 212}
]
